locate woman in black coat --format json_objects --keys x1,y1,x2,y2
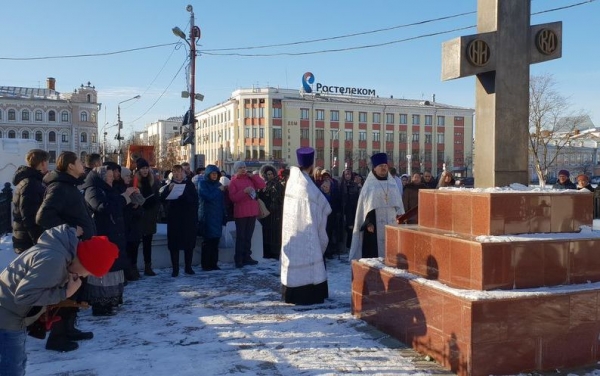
[
  {"x1": 159, "y1": 164, "x2": 199, "y2": 277},
  {"x1": 82, "y1": 166, "x2": 137, "y2": 316},
  {"x1": 257, "y1": 165, "x2": 284, "y2": 260},
  {"x1": 35, "y1": 151, "x2": 96, "y2": 351}
]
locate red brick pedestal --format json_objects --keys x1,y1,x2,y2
[{"x1": 351, "y1": 189, "x2": 599, "y2": 375}]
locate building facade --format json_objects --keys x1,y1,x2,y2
[
  {"x1": 194, "y1": 87, "x2": 474, "y2": 177},
  {"x1": 0, "y1": 78, "x2": 99, "y2": 168}
]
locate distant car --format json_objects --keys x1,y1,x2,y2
[{"x1": 458, "y1": 177, "x2": 475, "y2": 188}]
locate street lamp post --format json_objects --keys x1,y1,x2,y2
[
  {"x1": 173, "y1": 5, "x2": 201, "y2": 169},
  {"x1": 330, "y1": 129, "x2": 340, "y2": 174},
  {"x1": 407, "y1": 154, "x2": 412, "y2": 177},
  {"x1": 116, "y1": 95, "x2": 141, "y2": 164}
]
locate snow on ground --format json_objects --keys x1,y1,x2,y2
[
  {"x1": 21, "y1": 257, "x2": 440, "y2": 376},
  {"x1": 4, "y1": 223, "x2": 600, "y2": 375}
]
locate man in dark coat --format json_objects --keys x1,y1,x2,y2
[
  {"x1": 159, "y1": 164, "x2": 199, "y2": 277},
  {"x1": 12, "y1": 149, "x2": 49, "y2": 254},
  {"x1": 402, "y1": 173, "x2": 426, "y2": 224},
  {"x1": 553, "y1": 169, "x2": 577, "y2": 190},
  {"x1": 84, "y1": 153, "x2": 102, "y2": 176}
]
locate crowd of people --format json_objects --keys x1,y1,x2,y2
[{"x1": 3, "y1": 145, "x2": 594, "y2": 375}]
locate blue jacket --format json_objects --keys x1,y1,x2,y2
[{"x1": 198, "y1": 165, "x2": 224, "y2": 239}]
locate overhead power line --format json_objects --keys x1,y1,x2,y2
[
  {"x1": 0, "y1": 0, "x2": 594, "y2": 61},
  {"x1": 0, "y1": 42, "x2": 179, "y2": 61}
]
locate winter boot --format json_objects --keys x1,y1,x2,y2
[
  {"x1": 144, "y1": 263, "x2": 156, "y2": 277},
  {"x1": 64, "y1": 309, "x2": 93, "y2": 341},
  {"x1": 184, "y1": 249, "x2": 195, "y2": 275},
  {"x1": 92, "y1": 304, "x2": 115, "y2": 317},
  {"x1": 170, "y1": 250, "x2": 180, "y2": 277},
  {"x1": 45, "y1": 318, "x2": 79, "y2": 352}
]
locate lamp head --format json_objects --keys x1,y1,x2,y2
[
  {"x1": 186, "y1": 4, "x2": 193, "y2": 12},
  {"x1": 172, "y1": 27, "x2": 186, "y2": 40}
]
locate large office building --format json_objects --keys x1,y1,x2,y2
[
  {"x1": 0, "y1": 78, "x2": 100, "y2": 167},
  {"x1": 195, "y1": 83, "x2": 474, "y2": 177}
]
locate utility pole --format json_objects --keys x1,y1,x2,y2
[
  {"x1": 173, "y1": 5, "x2": 201, "y2": 169},
  {"x1": 116, "y1": 95, "x2": 140, "y2": 165}
]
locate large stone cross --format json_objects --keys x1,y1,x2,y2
[{"x1": 442, "y1": 0, "x2": 562, "y2": 188}]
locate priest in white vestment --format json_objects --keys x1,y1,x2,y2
[
  {"x1": 280, "y1": 147, "x2": 332, "y2": 305},
  {"x1": 349, "y1": 153, "x2": 404, "y2": 261}
]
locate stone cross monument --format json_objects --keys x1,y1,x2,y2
[{"x1": 442, "y1": 0, "x2": 562, "y2": 188}]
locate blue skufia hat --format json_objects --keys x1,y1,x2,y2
[
  {"x1": 296, "y1": 147, "x2": 315, "y2": 168},
  {"x1": 370, "y1": 153, "x2": 388, "y2": 167}
]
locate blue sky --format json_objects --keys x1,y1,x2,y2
[{"x1": 0, "y1": 0, "x2": 598, "y2": 146}]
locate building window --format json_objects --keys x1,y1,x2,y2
[
  {"x1": 62, "y1": 133, "x2": 69, "y2": 143},
  {"x1": 8, "y1": 109, "x2": 16, "y2": 121},
  {"x1": 81, "y1": 132, "x2": 87, "y2": 143},
  {"x1": 272, "y1": 108, "x2": 282, "y2": 118},
  {"x1": 385, "y1": 113, "x2": 394, "y2": 124},
  {"x1": 245, "y1": 150, "x2": 251, "y2": 160},
  {"x1": 49, "y1": 151, "x2": 57, "y2": 163},
  {"x1": 330, "y1": 110, "x2": 339, "y2": 121},
  {"x1": 316, "y1": 109, "x2": 324, "y2": 120},
  {"x1": 300, "y1": 129, "x2": 309, "y2": 139},
  {"x1": 412, "y1": 114, "x2": 420, "y2": 125},
  {"x1": 399, "y1": 132, "x2": 407, "y2": 142},
  {"x1": 386, "y1": 151, "x2": 394, "y2": 161},
  {"x1": 425, "y1": 133, "x2": 432, "y2": 144},
  {"x1": 80, "y1": 112, "x2": 88, "y2": 122},
  {"x1": 21, "y1": 110, "x2": 30, "y2": 121},
  {"x1": 437, "y1": 116, "x2": 445, "y2": 126},
  {"x1": 331, "y1": 130, "x2": 339, "y2": 140},
  {"x1": 245, "y1": 128, "x2": 250, "y2": 138},
  {"x1": 345, "y1": 131, "x2": 353, "y2": 140},
  {"x1": 245, "y1": 108, "x2": 251, "y2": 118},
  {"x1": 258, "y1": 108, "x2": 264, "y2": 118},
  {"x1": 373, "y1": 132, "x2": 380, "y2": 142},
  {"x1": 412, "y1": 133, "x2": 420, "y2": 142},
  {"x1": 35, "y1": 131, "x2": 42, "y2": 142},
  {"x1": 359, "y1": 112, "x2": 367, "y2": 123},
  {"x1": 35, "y1": 110, "x2": 43, "y2": 121},
  {"x1": 437, "y1": 133, "x2": 445, "y2": 144},
  {"x1": 438, "y1": 151, "x2": 445, "y2": 162},
  {"x1": 399, "y1": 114, "x2": 407, "y2": 124},
  {"x1": 425, "y1": 115, "x2": 432, "y2": 125},
  {"x1": 49, "y1": 111, "x2": 56, "y2": 122},
  {"x1": 61, "y1": 111, "x2": 69, "y2": 122},
  {"x1": 8, "y1": 130, "x2": 16, "y2": 138},
  {"x1": 315, "y1": 129, "x2": 324, "y2": 140},
  {"x1": 259, "y1": 150, "x2": 265, "y2": 160},
  {"x1": 399, "y1": 150, "x2": 407, "y2": 161},
  {"x1": 91, "y1": 133, "x2": 97, "y2": 143},
  {"x1": 22, "y1": 130, "x2": 30, "y2": 139},
  {"x1": 313, "y1": 147, "x2": 322, "y2": 161},
  {"x1": 273, "y1": 149, "x2": 282, "y2": 160},
  {"x1": 425, "y1": 150, "x2": 432, "y2": 162},
  {"x1": 385, "y1": 131, "x2": 394, "y2": 142},
  {"x1": 0, "y1": 110, "x2": 3, "y2": 120},
  {"x1": 252, "y1": 128, "x2": 257, "y2": 138},
  {"x1": 87, "y1": 94, "x2": 91, "y2": 103},
  {"x1": 300, "y1": 109, "x2": 309, "y2": 119},
  {"x1": 49, "y1": 131, "x2": 56, "y2": 143},
  {"x1": 373, "y1": 112, "x2": 381, "y2": 123},
  {"x1": 272, "y1": 128, "x2": 282, "y2": 139},
  {"x1": 345, "y1": 111, "x2": 353, "y2": 122},
  {"x1": 359, "y1": 131, "x2": 367, "y2": 141}
]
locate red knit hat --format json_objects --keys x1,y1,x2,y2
[{"x1": 76, "y1": 236, "x2": 119, "y2": 277}]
